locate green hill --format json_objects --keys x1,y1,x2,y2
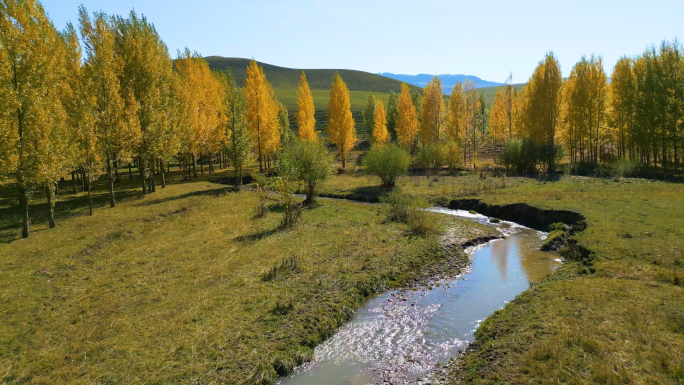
[
  {"x1": 203, "y1": 56, "x2": 421, "y2": 94},
  {"x1": 477, "y1": 84, "x2": 525, "y2": 109},
  {"x1": 203, "y1": 57, "x2": 421, "y2": 138}
]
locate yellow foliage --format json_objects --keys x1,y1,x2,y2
[
  {"x1": 419, "y1": 76, "x2": 445, "y2": 145},
  {"x1": 488, "y1": 81, "x2": 515, "y2": 145},
  {"x1": 176, "y1": 50, "x2": 225, "y2": 163},
  {"x1": 372, "y1": 99, "x2": 389, "y2": 144},
  {"x1": 296, "y1": 71, "x2": 317, "y2": 141},
  {"x1": 447, "y1": 82, "x2": 466, "y2": 143},
  {"x1": 244, "y1": 60, "x2": 280, "y2": 171},
  {"x1": 327, "y1": 73, "x2": 356, "y2": 168},
  {"x1": 395, "y1": 83, "x2": 418, "y2": 151}
]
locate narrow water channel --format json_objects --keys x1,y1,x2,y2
[{"x1": 279, "y1": 208, "x2": 561, "y2": 385}]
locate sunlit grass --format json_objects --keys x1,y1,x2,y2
[{"x1": 0, "y1": 168, "x2": 494, "y2": 383}]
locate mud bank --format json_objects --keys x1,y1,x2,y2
[{"x1": 448, "y1": 199, "x2": 586, "y2": 232}]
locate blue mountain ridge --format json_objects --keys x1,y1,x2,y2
[{"x1": 377, "y1": 73, "x2": 504, "y2": 94}]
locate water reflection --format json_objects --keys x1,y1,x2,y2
[{"x1": 280, "y1": 210, "x2": 560, "y2": 385}]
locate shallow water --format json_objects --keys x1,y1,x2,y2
[{"x1": 279, "y1": 208, "x2": 560, "y2": 385}]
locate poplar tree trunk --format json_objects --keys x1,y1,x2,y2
[
  {"x1": 72, "y1": 171, "x2": 77, "y2": 193},
  {"x1": 150, "y1": 160, "x2": 156, "y2": 193},
  {"x1": 46, "y1": 183, "x2": 55, "y2": 228},
  {"x1": 128, "y1": 163, "x2": 133, "y2": 179},
  {"x1": 114, "y1": 154, "x2": 119, "y2": 183},
  {"x1": 106, "y1": 152, "x2": 116, "y2": 208},
  {"x1": 81, "y1": 167, "x2": 86, "y2": 192},
  {"x1": 192, "y1": 154, "x2": 197, "y2": 178},
  {"x1": 87, "y1": 172, "x2": 93, "y2": 216},
  {"x1": 18, "y1": 181, "x2": 29, "y2": 238},
  {"x1": 139, "y1": 156, "x2": 147, "y2": 195},
  {"x1": 200, "y1": 152, "x2": 204, "y2": 175},
  {"x1": 160, "y1": 160, "x2": 166, "y2": 188}
]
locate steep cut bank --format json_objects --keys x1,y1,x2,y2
[{"x1": 448, "y1": 199, "x2": 587, "y2": 232}]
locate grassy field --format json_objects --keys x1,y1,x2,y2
[
  {"x1": 2, "y1": 161, "x2": 683, "y2": 384},
  {"x1": 312, "y1": 172, "x2": 684, "y2": 383},
  {"x1": 0, "y1": 167, "x2": 495, "y2": 384}
]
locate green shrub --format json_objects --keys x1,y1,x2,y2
[
  {"x1": 381, "y1": 190, "x2": 433, "y2": 234},
  {"x1": 277, "y1": 178, "x2": 302, "y2": 229},
  {"x1": 444, "y1": 141, "x2": 462, "y2": 172},
  {"x1": 496, "y1": 139, "x2": 562, "y2": 175},
  {"x1": 611, "y1": 158, "x2": 643, "y2": 178},
  {"x1": 254, "y1": 183, "x2": 268, "y2": 218},
  {"x1": 549, "y1": 222, "x2": 568, "y2": 232},
  {"x1": 362, "y1": 144, "x2": 411, "y2": 187},
  {"x1": 416, "y1": 143, "x2": 445, "y2": 172},
  {"x1": 382, "y1": 190, "x2": 413, "y2": 222},
  {"x1": 278, "y1": 140, "x2": 334, "y2": 204}
]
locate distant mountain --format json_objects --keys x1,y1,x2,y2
[
  {"x1": 203, "y1": 57, "x2": 422, "y2": 94},
  {"x1": 377, "y1": 73, "x2": 504, "y2": 94}
]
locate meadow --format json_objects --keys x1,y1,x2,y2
[
  {"x1": 0, "y1": 166, "x2": 495, "y2": 384},
  {"x1": 2, "y1": 163, "x2": 683, "y2": 384},
  {"x1": 314, "y1": 171, "x2": 684, "y2": 384}
]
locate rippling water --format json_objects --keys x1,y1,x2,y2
[{"x1": 279, "y1": 208, "x2": 561, "y2": 385}]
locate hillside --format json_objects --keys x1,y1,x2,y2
[
  {"x1": 204, "y1": 57, "x2": 421, "y2": 94},
  {"x1": 378, "y1": 73, "x2": 504, "y2": 94},
  {"x1": 476, "y1": 83, "x2": 526, "y2": 108}
]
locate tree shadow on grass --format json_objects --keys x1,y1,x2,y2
[
  {"x1": 340, "y1": 185, "x2": 393, "y2": 203},
  {"x1": 135, "y1": 187, "x2": 234, "y2": 207},
  {"x1": 233, "y1": 227, "x2": 280, "y2": 243},
  {"x1": 0, "y1": 186, "x2": 141, "y2": 244}
]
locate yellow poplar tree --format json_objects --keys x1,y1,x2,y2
[
  {"x1": 519, "y1": 52, "x2": 563, "y2": 172},
  {"x1": 447, "y1": 82, "x2": 466, "y2": 144},
  {"x1": 488, "y1": 76, "x2": 515, "y2": 147},
  {"x1": 175, "y1": 50, "x2": 224, "y2": 176},
  {"x1": 0, "y1": 33, "x2": 17, "y2": 181},
  {"x1": 175, "y1": 49, "x2": 201, "y2": 178},
  {"x1": 245, "y1": 60, "x2": 279, "y2": 172},
  {"x1": 420, "y1": 76, "x2": 445, "y2": 145},
  {"x1": 1, "y1": 0, "x2": 75, "y2": 236},
  {"x1": 372, "y1": 99, "x2": 389, "y2": 144},
  {"x1": 296, "y1": 71, "x2": 317, "y2": 141},
  {"x1": 327, "y1": 72, "x2": 356, "y2": 168},
  {"x1": 395, "y1": 83, "x2": 418, "y2": 152},
  {"x1": 610, "y1": 56, "x2": 635, "y2": 158},
  {"x1": 200, "y1": 68, "x2": 225, "y2": 175},
  {"x1": 80, "y1": 6, "x2": 140, "y2": 208},
  {"x1": 115, "y1": 10, "x2": 178, "y2": 192}
]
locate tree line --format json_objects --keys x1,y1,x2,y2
[
  {"x1": 0, "y1": 0, "x2": 358, "y2": 238},
  {"x1": 488, "y1": 41, "x2": 683, "y2": 173},
  {"x1": 2, "y1": 0, "x2": 681, "y2": 238},
  {"x1": 360, "y1": 40, "x2": 683, "y2": 175}
]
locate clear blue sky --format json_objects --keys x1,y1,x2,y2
[{"x1": 41, "y1": 0, "x2": 683, "y2": 83}]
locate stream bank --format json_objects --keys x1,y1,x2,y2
[{"x1": 279, "y1": 208, "x2": 565, "y2": 384}]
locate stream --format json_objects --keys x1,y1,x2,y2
[{"x1": 279, "y1": 207, "x2": 561, "y2": 385}]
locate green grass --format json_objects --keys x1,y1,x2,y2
[
  {"x1": 3, "y1": 161, "x2": 684, "y2": 384},
  {"x1": 313, "y1": 171, "x2": 684, "y2": 383},
  {"x1": 0, "y1": 166, "x2": 495, "y2": 384}
]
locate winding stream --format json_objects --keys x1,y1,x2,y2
[{"x1": 279, "y1": 208, "x2": 561, "y2": 385}]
